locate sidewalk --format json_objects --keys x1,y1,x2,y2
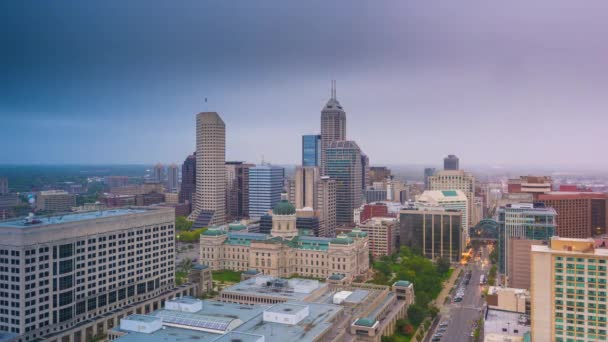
[{"x1": 432, "y1": 266, "x2": 461, "y2": 311}]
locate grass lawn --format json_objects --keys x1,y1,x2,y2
[{"x1": 212, "y1": 270, "x2": 242, "y2": 283}]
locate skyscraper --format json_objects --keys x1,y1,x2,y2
[
  {"x1": 292, "y1": 166, "x2": 320, "y2": 209},
  {"x1": 428, "y1": 169, "x2": 476, "y2": 226},
  {"x1": 317, "y1": 176, "x2": 337, "y2": 237},
  {"x1": 225, "y1": 161, "x2": 253, "y2": 221},
  {"x1": 167, "y1": 163, "x2": 179, "y2": 192},
  {"x1": 325, "y1": 141, "x2": 362, "y2": 225},
  {"x1": 423, "y1": 167, "x2": 435, "y2": 190},
  {"x1": 302, "y1": 134, "x2": 321, "y2": 167},
  {"x1": 153, "y1": 163, "x2": 165, "y2": 183},
  {"x1": 443, "y1": 154, "x2": 459, "y2": 170},
  {"x1": 248, "y1": 164, "x2": 285, "y2": 219},
  {"x1": 189, "y1": 112, "x2": 226, "y2": 228},
  {"x1": 361, "y1": 153, "x2": 370, "y2": 190},
  {"x1": 179, "y1": 153, "x2": 196, "y2": 205},
  {"x1": 320, "y1": 81, "x2": 346, "y2": 174}
]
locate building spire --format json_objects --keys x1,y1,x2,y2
[{"x1": 331, "y1": 80, "x2": 337, "y2": 100}]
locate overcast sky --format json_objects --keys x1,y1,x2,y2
[{"x1": 2, "y1": 1, "x2": 608, "y2": 168}]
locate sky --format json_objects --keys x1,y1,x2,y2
[{"x1": 2, "y1": 1, "x2": 608, "y2": 168}]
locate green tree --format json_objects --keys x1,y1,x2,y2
[
  {"x1": 407, "y1": 304, "x2": 426, "y2": 326},
  {"x1": 436, "y1": 256, "x2": 451, "y2": 274},
  {"x1": 178, "y1": 258, "x2": 193, "y2": 273},
  {"x1": 175, "y1": 216, "x2": 193, "y2": 231}
]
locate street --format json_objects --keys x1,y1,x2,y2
[{"x1": 431, "y1": 246, "x2": 490, "y2": 342}]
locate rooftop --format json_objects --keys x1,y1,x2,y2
[
  {"x1": 484, "y1": 309, "x2": 530, "y2": 337},
  {"x1": 0, "y1": 208, "x2": 150, "y2": 228},
  {"x1": 222, "y1": 276, "x2": 326, "y2": 301}
]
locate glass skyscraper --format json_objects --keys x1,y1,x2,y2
[
  {"x1": 248, "y1": 165, "x2": 285, "y2": 219},
  {"x1": 325, "y1": 141, "x2": 362, "y2": 225},
  {"x1": 302, "y1": 134, "x2": 321, "y2": 167}
]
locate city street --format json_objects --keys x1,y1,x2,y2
[{"x1": 431, "y1": 246, "x2": 490, "y2": 342}]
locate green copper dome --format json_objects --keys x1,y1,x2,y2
[
  {"x1": 202, "y1": 229, "x2": 226, "y2": 236},
  {"x1": 273, "y1": 199, "x2": 296, "y2": 215}
]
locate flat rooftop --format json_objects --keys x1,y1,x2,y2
[
  {"x1": 234, "y1": 301, "x2": 342, "y2": 342},
  {"x1": 484, "y1": 309, "x2": 530, "y2": 337},
  {"x1": 222, "y1": 276, "x2": 326, "y2": 300},
  {"x1": 0, "y1": 208, "x2": 151, "y2": 228}
]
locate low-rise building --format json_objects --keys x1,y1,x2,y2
[{"x1": 36, "y1": 190, "x2": 76, "y2": 212}]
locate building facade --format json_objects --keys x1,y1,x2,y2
[
  {"x1": 200, "y1": 201, "x2": 369, "y2": 281},
  {"x1": 358, "y1": 217, "x2": 398, "y2": 258},
  {"x1": 248, "y1": 165, "x2": 285, "y2": 220},
  {"x1": 538, "y1": 192, "x2": 608, "y2": 238},
  {"x1": 428, "y1": 169, "x2": 476, "y2": 226},
  {"x1": 104, "y1": 176, "x2": 129, "y2": 190},
  {"x1": 36, "y1": 190, "x2": 76, "y2": 212},
  {"x1": 423, "y1": 168, "x2": 435, "y2": 190},
  {"x1": 416, "y1": 190, "x2": 468, "y2": 250},
  {"x1": 179, "y1": 154, "x2": 196, "y2": 206},
  {"x1": 530, "y1": 237, "x2": 608, "y2": 342},
  {"x1": 369, "y1": 167, "x2": 391, "y2": 184},
  {"x1": 189, "y1": 112, "x2": 226, "y2": 228},
  {"x1": 0, "y1": 207, "x2": 177, "y2": 341},
  {"x1": 292, "y1": 166, "x2": 320, "y2": 209},
  {"x1": 325, "y1": 141, "x2": 362, "y2": 226},
  {"x1": 225, "y1": 161, "x2": 253, "y2": 221},
  {"x1": 166, "y1": 164, "x2": 179, "y2": 193},
  {"x1": 497, "y1": 203, "x2": 556, "y2": 278},
  {"x1": 302, "y1": 134, "x2": 321, "y2": 167},
  {"x1": 507, "y1": 238, "x2": 544, "y2": 290},
  {"x1": 317, "y1": 176, "x2": 337, "y2": 238},
  {"x1": 507, "y1": 176, "x2": 552, "y2": 199},
  {"x1": 399, "y1": 206, "x2": 462, "y2": 262}
]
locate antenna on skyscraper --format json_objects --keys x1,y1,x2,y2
[
  {"x1": 204, "y1": 97, "x2": 208, "y2": 111},
  {"x1": 330, "y1": 80, "x2": 336, "y2": 100}
]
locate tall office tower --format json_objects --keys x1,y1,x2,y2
[
  {"x1": 400, "y1": 206, "x2": 463, "y2": 262},
  {"x1": 369, "y1": 166, "x2": 391, "y2": 183},
  {"x1": 0, "y1": 207, "x2": 187, "y2": 341},
  {"x1": 37, "y1": 190, "x2": 76, "y2": 212},
  {"x1": 317, "y1": 176, "x2": 337, "y2": 237},
  {"x1": 416, "y1": 190, "x2": 469, "y2": 250},
  {"x1": 189, "y1": 112, "x2": 226, "y2": 228},
  {"x1": 423, "y1": 167, "x2": 435, "y2": 190},
  {"x1": 508, "y1": 238, "x2": 545, "y2": 289},
  {"x1": 428, "y1": 169, "x2": 476, "y2": 227},
  {"x1": 325, "y1": 141, "x2": 362, "y2": 225},
  {"x1": 538, "y1": 192, "x2": 608, "y2": 238},
  {"x1": 361, "y1": 154, "x2": 370, "y2": 190},
  {"x1": 530, "y1": 237, "x2": 608, "y2": 341},
  {"x1": 225, "y1": 161, "x2": 253, "y2": 221},
  {"x1": 166, "y1": 163, "x2": 179, "y2": 192},
  {"x1": 153, "y1": 163, "x2": 165, "y2": 183},
  {"x1": 179, "y1": 153, "x2": 196, "y2": 205},
  {"x1": 248, "y1": 164, "x2": 284, "y2": 219},
  {"x1": 320, "y1": 81, "x2": 346, "y2": 174},
  {"x1": 507, "y1": 176, "x2": 552, "y2": 201},
  {"x1": 302, "y1": 134, "x2": 321, "y2": 167},
  {"x1": 443, "y1": 154, "x2": 459, "y2": 170},
  {"x1": 292, "y1": 166, "x2": 320, "y2": 209},
  {"x1": 497, "y1": 203, "x2": 556, "y2": 279},
  {"x1": 0, "y1": 177, "x2": 7, "y2": 195},
  {"x1": 104, "y1": 176, "x2": 129, "y2": 189}
]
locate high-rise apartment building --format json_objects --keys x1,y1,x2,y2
[
  {"x1": 320, "y1": 81, "x2": 346, "y2": 174},
  {"x1": 166, "y1": 164, "x2": 179, "y2": 192},
  {"x1": 292, "y1": 166, "x2": 320, "y2": 209},
  {"x1": 152, "y1": 163, "x2": 165, "y2": 184},
  {"x1": 415, "y1": 190, "x2": 468, "y2": 253},
  {"x1": 0, "y1": 207, "x2": 183, "y2": 341},
  {"x1": 189, "y1": 112, "x2": 226, "y2": 228},
  {"x1": 317, "y1": 176, "x2": 337, "y2": 237},
  {"x1": 248, "y1": 164, "x2": 284, "y2": 220},
  {"x1": 423, "y1": 168, "x2": 435, "y2": 190},
  {"x1": 325, "y1": 141, "x2": 362, "y2": 225},
  {"x1": 302, "y1": 134, "x2": 321, "y2": 167},
  {"x1": 530, "y1": 237, "x2": 608, "y2": 342},
  {"x1": 399, "y1": 206, "x2": 462, "y2": 262},
  {"x1": 428, "y1": 169, "x2": 476, "y2": 226},
  {"x1": 225, "y1": 161, "x2": 253, "y2": 221},
  {"x1": 443, "y1": 154, "x2": 459, "y2": 170},
  {"x1": 179, "y1": 154, "x2": 196, "y2": 206},
  {"x1": 497, "y1": 203, "x2": 556, "y2": 278},
  {"x1": 538, "y1": 192, "x2": 608, "y2": 238},
  {"x1": 36, "y1": 190, "x2": 76, "y2": 212}
]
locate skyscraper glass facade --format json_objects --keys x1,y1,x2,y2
[
  {"x1": 248, "y1": 165, "x2": 285, "y2": 219},
  {"x1": 302, "y1": 134, "x2": 321, "y2": 167},
  {"x1": 325, "y1": 141, "x2": 362, "y2": 225}
]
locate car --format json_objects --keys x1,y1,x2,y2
[
  {"x1": 437, "y1": 328, "x2": 446, "y2": 333},
  {"x1": 431, "y1": 338, "x2": 441, "y2": 342},
  {"x1": 439, "y1": 322, "x2": 449, "y2": 327},
  {"x1": 434, "y1": 333, "x2": 444, "y2": 338}
]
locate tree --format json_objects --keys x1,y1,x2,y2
[
  {"x1": 175, "y1": 216, "x2": 193, "y2": 231},
  {"x1": 178, "y1": 258, "x2": 193, "y2": 273},
  {"x1": 402, "y1": 323, "x2": 415, "y2": 335},
  {"x1": 428, "y1": 305, "x2": 439, "y2": 318},
  {"x1": 436, "y1": 256, "x2": 451, "y2": 274},
  {"x1": 407, "y1": 304, "x2": 426, "y2": 326}
]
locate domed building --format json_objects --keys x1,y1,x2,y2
[{"x1": 200, "y1": 200, "x2": 369, "y2": 281}]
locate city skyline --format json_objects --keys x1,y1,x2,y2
[{"x1": 2, "y1": 1, "x2": 608, "y2": 167}]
